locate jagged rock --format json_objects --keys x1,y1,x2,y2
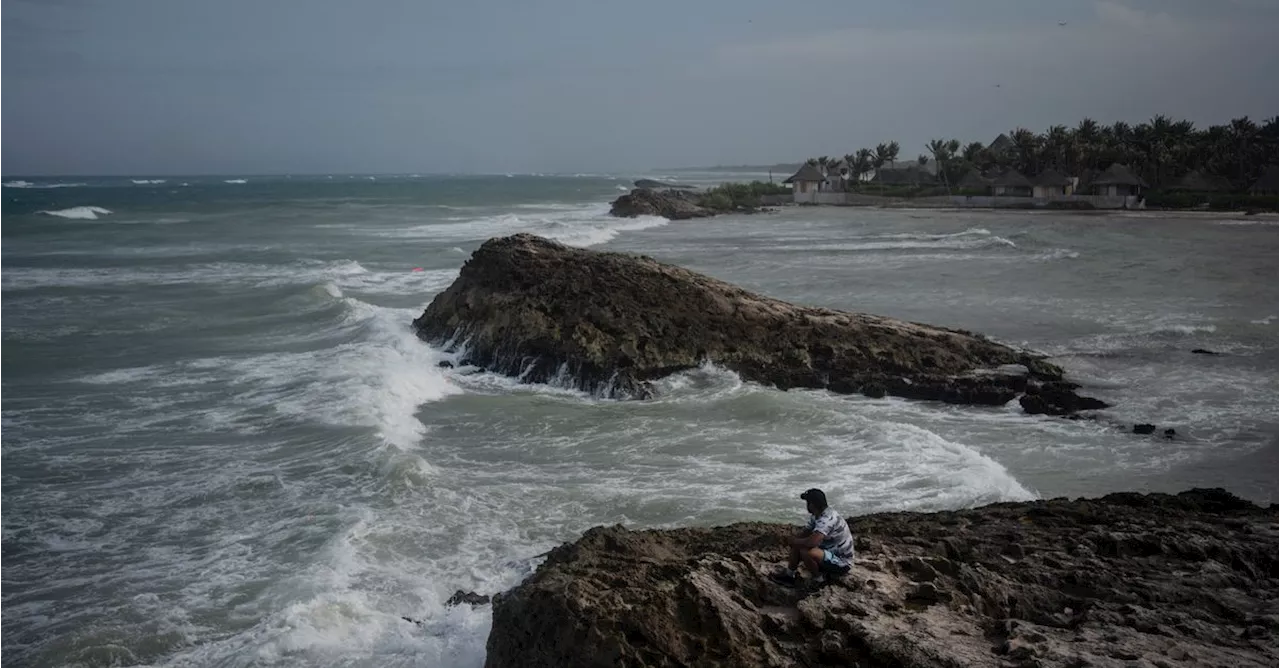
[
  {"x1": 484, "y1": 489, "x2": 1278, "y2": 668},
  {"x1": 1191, "y1": 348, "x2": 1221, "y2": 355},
  {"x1": 1134, "y1": 423, "x2": 1157, "y2": 435},
  {"x1": 413, "y1": 234, "x2": 1106, "y2": 415},
  {"x1": 609, "y1": 188, "x2": 713, "y2": 220},
  {"x1": 445, "y1": 590, "x2": 490, "y2": 607},
  {"x1": 1164, "y1": 428, "x2": 1177, "y2": 439}
]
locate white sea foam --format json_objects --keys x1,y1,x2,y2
[
  {"x1": 876, "y1": 226, "x2": 994, "y2": 240},
  {"x1": 376, "y1": 202, "x2": 669, "y2": 248},
  {"x1": 1145, "y1": 323, "x2": 1217, "y2": 335},
  {"x1": 4, "y1": 180, "x2": 87, "y2": 188},
  {"x1": 38, "y1": 206, "x2": 112, "y2": 220},
  {"x1": 224, "y1": 179, "x2": 248, "y2": 184},
  {"x1": 131, "y1": 179, "x2": 167, "y2": 185},
  {"x1": 1251, "y1": 315, "x2": 1277, "y2": 325},
  {"x1": 777, "y1": 236, "x2": 1016, "y2": 253}
]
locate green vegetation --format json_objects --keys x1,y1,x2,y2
[
  {"x1": 698, "y1": 181, "x2": 790, "y2": 211},
  {"x1": 804, "y1": 115, "x2": 1278, "y2": 199}
]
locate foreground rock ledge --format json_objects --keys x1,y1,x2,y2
[
  {"x1": 413, "y1": 234, "x2": 1104, "y2": 414},
  {"x1": 485, "y1": 489, "x2": 1278, "y2": 668}
]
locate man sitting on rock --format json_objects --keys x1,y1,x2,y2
[{"x1": 771, "y1": 488, "x2": 854, "y2": 586}]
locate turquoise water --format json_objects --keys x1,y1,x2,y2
[{"x1": 3, "y1": 174, "x2": 1276, "y2": 666}]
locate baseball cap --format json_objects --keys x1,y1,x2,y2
[{"x1": 800, "y1": 488, "x2": 827, "y2": 507}]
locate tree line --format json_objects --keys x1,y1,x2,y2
[{"x1": 806, "y1": 116, "x2": 1278, "y2": 192}]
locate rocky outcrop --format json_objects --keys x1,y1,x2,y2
[
  {"x1": 610, "y1": 188, "x2": 715, "y2": 220},
  {"x1": 485, "y1": 489, "x2": 1278, "y2": 668},
  {"x1": 412, "y1": 235, "x2": 1105, "y2": 414}
]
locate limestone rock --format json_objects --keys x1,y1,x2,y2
[
  {"x1": 609, "y1": 188, "x2": 714, "y2": 220},
  {"x1": 484, "y1": 489, "x2": 1277, "y2": 668},
  {"x1": 413, "y1": 234, "x2": 1105, "y2": 415}
]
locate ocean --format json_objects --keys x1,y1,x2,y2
[{"x1": 2, "y1": 173, "x2": 1276, "y2": 667}]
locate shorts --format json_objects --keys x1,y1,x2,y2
[{"x1": 819, "y1": 550, "x2": 852, "y2": 575}]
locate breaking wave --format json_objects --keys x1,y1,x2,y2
[
  {"x1": 376, "y1": 203, "x2": 669, "y2": 248},
  {"x1": 38, "y1": 206, "x2": 113, "y2": 220},
  {"x1": 5, "y1": 180, "x2": 87, "y2": 188}
]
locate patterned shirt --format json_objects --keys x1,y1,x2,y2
[{"x1": 806, "y1": 507, "x2": 855, "y2": 566}]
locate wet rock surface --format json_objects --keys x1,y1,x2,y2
[
  {"x1": 413, "y1": 234, "x2": 1105, "y2": 415},
  {"x1": 485, "y1": 489, "x2": 1278, "y2": 668},
  {"x1": 609, "y1": 188, "x2": 715, "y2": 220}
]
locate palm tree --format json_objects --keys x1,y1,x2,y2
[
  {"x1": 1010, "y1": 128, "x2": 1041, "y2": 174},
  {"x1": 1229, "y1": 117, "x2": 1258, "y2": 186},
  {"x1": 872, "y1": 143, "x2": 890, "y2": 172},
  {"x1": 885, "y1": 141, "x2": 901, "y2": 170},
  {"x1": 961, "y1": 141, "x2": 985, "y2": 165},
  {"x1": 927, "y1": 138, "x2": 959, "y2": 193},
  {"x1": 806, "y1": 158, "x2": 820, "y2": 167},
  {"x1": 1041, "y1": 125, "x2": 1070, "y2": 171},
  {"x1": 853, "y1": 148, "x2": 874, "y2": 185}
]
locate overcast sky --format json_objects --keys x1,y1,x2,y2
[{"x1": 4, "y1": 0, "x2": 1277, "y2": 175}]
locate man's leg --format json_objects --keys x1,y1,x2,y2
[
  {"x1": 799, "y1": 547, "x2": 824, "y2": 575},
  {"x1": 787, "y1": 545, "x2": 803, "y2": 571}
]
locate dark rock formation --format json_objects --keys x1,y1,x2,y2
[
  {"x1": 1191, "y1": 348, "x2": 1221, "y2": 355},
  {"x1": 413, "y1": 235, "x2": 1106, "y2": 415},
  {"x1": 485, "y1": 489, "x2": 1278, "y2": 668},
  {"x1": 1134, "y1": 423, "x2": 1157, "y2": 435},
  {"x1": 609, "y1": 188, "x2": 715, "y2": 220},
  {"x1": 1164, "y1": 428, "x2": 1177, "y2": 439},
  {"x1": 445, "y1": 590, "x2": 490, "y2": 607},
  {"x1": 634, "y1": 178, "x2": 695, "y2": 190}
]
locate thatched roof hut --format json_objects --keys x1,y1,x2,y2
[
  {"x1": 1249, "y1": 165, "x2": 1277, "y2": 194},
  {"x1": 783, "y1": 163, "x2": 824, "y2": 185},
  {"x1": 990, "y1": 168, "x2": 1032, "y2": 188},
  {"x1": 987, "y1": 134, "x2": 1015, "y2": 155},
  {"x1": 1088, "y1": 164, "x2": 1147, "y2": 196},
  {"x1": 1032, "y1": 168, "x2": 1071, "y2": 187},
  {"x1": 956, "y1": 170, "x2": 989, "y2": 190},
  {"x1": 1091, "y1": 163, "x2": 1147, "y2": 188}
]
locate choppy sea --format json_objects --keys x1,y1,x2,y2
[{"x1": 3, "y1": 173, "x2": 1276, "y2": 666}]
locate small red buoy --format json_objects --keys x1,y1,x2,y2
[{"x1": 411, "y1": 267, "x2": 425, "y2": 272}]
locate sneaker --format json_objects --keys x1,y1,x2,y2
[{"x1": 769, "y1": 568, "x2": 798, "y2": 586}]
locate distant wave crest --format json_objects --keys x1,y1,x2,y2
[
  {"x1": 224, "y1": 179, "x2": 248, "y2": 184},
  {"x1": 39, "y1": 206, "x2": 112, "y2": 220},
  {"x1": 4, "y1": 180, "x2": 88, "y2": 189},
  {"x1": 131, "y1": 179, "x2": 167, "y2": 185}
]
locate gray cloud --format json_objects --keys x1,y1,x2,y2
[{"x1": 3, "y1": 0, "x2": 1276, "y2": 175}]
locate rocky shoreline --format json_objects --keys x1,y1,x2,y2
[
  {"x1": 483, "y1": 489, "x2": 1278, "y2": 668},
  {"x1": 412, "y1": 234, "x2": 1105, "y2": 415}
]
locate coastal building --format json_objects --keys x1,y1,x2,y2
[
  {"x1": 824, "y1": 160, "x2": 851, "y2": 192},
  {"x1": 1249, "y1": 165, "x2": 1277, "y2": 194},
  {"x1": 1031, "y1": 168, "x2": 1073, "y2": 198},
  {"x1": 956, "y1": 170, "x2": 989, "y2": 193},
  {"x1": 1169, "y1": 170, "x2": 1230, "y2": 193},
  {"x1": 784, "y1": 163, "x2": 827, "y2": 203},
  {"x1": 987, "y1": 134, "x2": 1014, "y2": 154},
  {"x1": 1086, "y1": 163, "x2": 1147, "y2": 197},
  {"x1": 989, "y1": 169, "x2": 1032, "y2": 196}
]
